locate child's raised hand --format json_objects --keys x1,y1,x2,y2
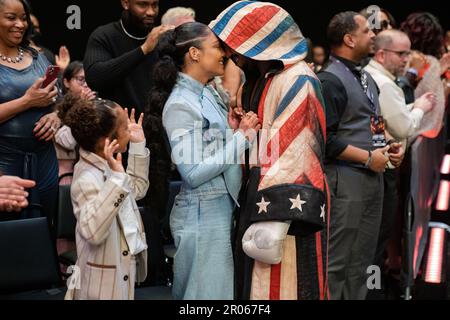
[
  {"x1": 104, "y1": 138, "x2": 125, "y2": 173},
  {"x1": 126, "y1": 108, "x2": 145, "y2": 143}
]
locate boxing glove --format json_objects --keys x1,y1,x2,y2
[{"x1": 242, "y1": 220, "x2": 291, "y2": 265}]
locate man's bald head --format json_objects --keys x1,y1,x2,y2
[
  {"x1": 373, "y1": 29, "x2": 411, "y2": 76},
  {"x1": 374, "y1": 29, "x2": 409, "y2": 52}
]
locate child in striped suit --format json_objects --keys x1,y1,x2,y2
[{"x1": 60, "y1": 96, "x2": 150, "y2": 300}]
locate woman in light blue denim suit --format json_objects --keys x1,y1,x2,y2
[{"x1": 147, "y1": 22, "x2": 260, "y2": 300}]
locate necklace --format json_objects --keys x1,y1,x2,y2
[
  {"x1": 0, "y1": 47, "x2": 24, "y2": 64},
  {"x1": 119, "y1": 19, "x2": 147, "y2": 41}
]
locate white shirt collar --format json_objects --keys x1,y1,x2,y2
[{"x1": 367, "y1": 59, "x2": 396, "y2": 81}]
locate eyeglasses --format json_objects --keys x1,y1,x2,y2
[
  {"x1": 380, "y1": 20, "x2": 391, "y2": 30},
  {"x1": 372, "y1": 20, "x2": 392, "y2": 35},
  {"x1": 73, "y1": 75, "x2": 86, "y2": 84},
  {"x1": 383, "y1": 49, "x2": 411, "y2": 58}
]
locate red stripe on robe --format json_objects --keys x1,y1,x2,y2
[{"x1": 225, "y1": 6, "x2": 281, "y2": 49}]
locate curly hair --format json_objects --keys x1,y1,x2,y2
[
  {"x1": 57, "y1": 95, "x2": 119, "y2": 153},
  {"x1": 400, "y1": 12, "x2": 444, "y2": 58}
]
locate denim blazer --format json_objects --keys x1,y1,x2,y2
[{"x1": 162, "y1": 73, "x2": 249, "y2": 204}]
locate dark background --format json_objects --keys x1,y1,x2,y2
[{"x1": 27, "y1": 0, "x2": 447, "y2": 60}]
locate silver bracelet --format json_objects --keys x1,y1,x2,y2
[{"x1": 364, "y1": 150, "x2": 373, "y2": 168}]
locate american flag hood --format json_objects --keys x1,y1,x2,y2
[{"x1": 209, "y1": 1, "x2": 307, "y2": 65}]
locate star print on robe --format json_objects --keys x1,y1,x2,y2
[
  {"x1": 320, "y1": 204, "x2": 326, "y2": 222},
  {"x1": 289, "y1": 194, "x2": 307, "y2": 212},
  {"x1": 256, "y1": 197, "x2": 271, "y2": 214}
]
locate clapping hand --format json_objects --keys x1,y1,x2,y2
[
  {"x1": 0, "y1": 176, "x2": 35, "y2": 212},
  {"x1": 55, "y1": 46, "x2": 71, "y2": 71}
]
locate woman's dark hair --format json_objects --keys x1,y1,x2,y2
[
  {"x1": 145, "y1": 22, "x2": 211, "y2": 125},
  {"x1": 401, "y1": 12, "x2": 444, "y2": 58},
  {"x1": 0, "y1": 0, "x2": 33, "y2": 49},
  {"x1": 143, "y1": 22, "x2": 210, "y2": 215},
  {"x1": 57, "y1": 94, "x2": 119, "y2": 153},
  {"x1": 62, "y1": 61, "x2": 84, "y2": 93},
  {"x1": 381, "y1": 9, "x2": 397, "y2": 29},
  {"x1": 144, "y1": 21, "x2": 211, "y2": 158}
]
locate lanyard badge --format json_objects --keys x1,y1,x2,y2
[
  {"x1": 362, "y1": 71, "x2": 386, "y2": 148},
  {"x1": 370, "y1": 115, "x2": 387, "y2": 147}
]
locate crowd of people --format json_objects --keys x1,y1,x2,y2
[{"x1": 0, "y1": 0, "x2": 449, "y2": 300}]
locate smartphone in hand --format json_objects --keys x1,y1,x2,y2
[{"x1": 41, "y1": 65, "x2": 60, "y2": 88}]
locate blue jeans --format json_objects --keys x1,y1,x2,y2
[{"x1": 170, "y1": 190, "x2": 235, "y2": 300}]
